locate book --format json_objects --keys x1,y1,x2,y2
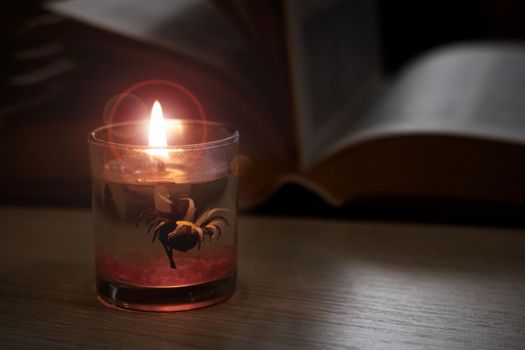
[{"x1": 7, "y1": 0, "x2": 525, "y2": 215}]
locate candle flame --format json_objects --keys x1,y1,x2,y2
[
  {"x1": 149, "y1": 100, "x2": 167, "y2": 148},
  {"x1": 147, "y1": 100, "x2": 169, "y2": 158}
]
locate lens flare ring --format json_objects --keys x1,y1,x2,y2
[
  {"x1": 104, "y1": 79, "x2": 209, "y2": 168},
  {"x1": 106, "y1": 79, "x2": 208, "y2": 144}
]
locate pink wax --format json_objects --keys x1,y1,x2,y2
[{"x1": 96, "y1": 246, "x2": 236, "y2": 287}]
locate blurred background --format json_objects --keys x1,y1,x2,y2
[{"x1": 2, "y1": 0, "x2": 525, "y2": 224}]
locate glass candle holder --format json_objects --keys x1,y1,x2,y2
[{"x1": 88, "y1": 120, "x2": 238, "y2": 311}]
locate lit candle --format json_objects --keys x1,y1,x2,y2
[{"x1": 88, "y1": 99, "x2": 239, "y2": 312}]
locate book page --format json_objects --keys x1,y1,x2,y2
[
  {"x1": 284, "y1": 0, "x2": 382, "y2": 169},
  {"x1": 46, "y1": 0, "x2": 254, "y2": 88},
  {"x1": 320, "y1": 43, "x2": 525, "y2": 161}
]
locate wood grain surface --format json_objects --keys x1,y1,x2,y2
[{"x1": 0, "y1": 207, "x2": 524, "y2": 349}]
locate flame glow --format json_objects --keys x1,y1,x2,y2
[
  {"x1": 147, "y1": 100, "x2": 169, "y2": 158},
  {"x1": 149, "y1": 100, "x2": 167, "y2": 148}
]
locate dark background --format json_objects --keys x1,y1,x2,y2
[
  {"x1": 5, "y1": 1, "x2": 525, "y2": 73},
  {"x1": 378, "y1": 0, "x2": 525, "y2": 73},
  {"x1": 2, "y1": 0, "x2": 525, "y2": 224}
]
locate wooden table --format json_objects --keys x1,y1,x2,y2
[{"x1": 1, "y1": 207, "x2": 524, "y2": 349}]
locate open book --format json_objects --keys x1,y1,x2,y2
[{"x1": 45, "y1": 0, "x2": 525, "y2": 212}]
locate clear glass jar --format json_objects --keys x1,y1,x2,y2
[{"x1": 88, "y1": 120, "x2": 238, "y2": 311}]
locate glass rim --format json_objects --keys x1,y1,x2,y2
[{"x1": 88, "y1": 119, "x2": 239, "y2": 151}]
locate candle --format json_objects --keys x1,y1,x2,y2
[{"x1": 88, "y1": 101, "x2": 239, "y2": 312}]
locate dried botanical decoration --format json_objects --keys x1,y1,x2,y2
[{"x1": 137, "y1": 197, "x2": 230, "y2": 268}]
